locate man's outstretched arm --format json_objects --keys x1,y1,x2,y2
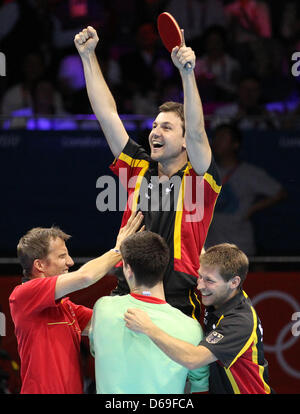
[
  {"x1": 171, "y1": 34, "x2": 211, "y2": 176},
  {"x1": 124, "y1": 308, "x2": 217, "y2": 370},
  {"x1": 74, "y1": 26, "x2": 129, "y2": 158},
  {"x1": 55, "y1": 212, "x2": 144, "y2": 300}
]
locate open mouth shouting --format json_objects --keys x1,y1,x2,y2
[{"x1": 151, "y1": 140, "x2": 164, "y2": 151}]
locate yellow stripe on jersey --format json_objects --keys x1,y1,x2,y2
[
  {"x1": 224, "y1": 366, "x2": 241, "y2": 394},
  {"x1": 131, "y1": 165, "x2": 149, "y2": 212},
  {"x1": 173, "y1": 167, "x2": 189, "y2": 260},
  {"x1": 216, "y1": 315, "x2": 224, "y2": 328},
  {"x1": 227, "y1": 308, "x2": 257, "y2": 369},
  {"x1": 250, "y1": 306, "x2": 271, "y2": 394},
  {"x1": 190, "y1": 290, "x2": 202, "y2": 321},
  {"x1": 189, "y1": 289, "x2": 196, "y2": 321},
  {"x1": 119, "y1": 152, "x2": 149, "y2": 169},
  {"x1": 116, "y1": 152, "x2": 150, "y2": 212},
  {"x1": 204, "y1": 172, "x2": 222, "y2": 194}
]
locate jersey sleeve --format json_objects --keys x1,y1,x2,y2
[
  {"x1": 9, "y1": 277, "x2": 59, "y2": 316},
  {"x1": 203, "y1": 155, "x2": 222, "y2": 191},
  {"x1": 109, "y1": 138, "x2": 151, "y2": 232},
  {"x1": 199, "y1": 312, "x2": 254, "y2": 369},
  {"x1": 109, "y1": 138, "x2": 150, "y2": 187}
]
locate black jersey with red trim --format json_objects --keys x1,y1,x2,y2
[
  {"x1": 200, "y1": 290, "x2": 272, "y2": 394},
  {"x1": 109, "y1": 138, "x2": 221, "y2": 318}
]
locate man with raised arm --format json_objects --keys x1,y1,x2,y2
[
  {"x1": 9, "y1": 211, "x2": 143, "y2": 394},
  {"x1": 75, "y1": 26, "x2": 221, "y2": 318}
]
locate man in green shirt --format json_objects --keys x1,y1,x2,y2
[{"x1": 89, "y1": 231, "x2": 209, "y2": 394}]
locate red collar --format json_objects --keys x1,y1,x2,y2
[{"x1": 130, "y1": 292, "x2": 166, "y2": 304}]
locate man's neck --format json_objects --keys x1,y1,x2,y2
[
  {"x1": 158, "y1": 154, "x2": 187, "y2": 179},
  {"x1": 130, "y1": 283, "x2": 165, "y2": 301}
]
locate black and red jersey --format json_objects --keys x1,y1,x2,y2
[
  {"x1": 110, "y1": 138, "x2": 221, "y2": 317},
  {"x1": 200, "y1": 290, "x2": 272, "y2": 394}
]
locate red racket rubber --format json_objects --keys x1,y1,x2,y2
[{"x1": 157, "y1": 12, "x2": 192, "y2": 69}]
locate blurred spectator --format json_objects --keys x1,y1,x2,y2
[
  {"x1": 0, "y1": 0, "x2": 19, "y2": 42},
  {"x1": 118, "y1": 22, "x2": 172, "y2": 114},
  {"x1": 224, "y1": 0, "x2": 272, "y2": 76},
  {"x1": 211, "y1": 75, "x2": 280, "y2": 129},
  {"x1": 51, "y1": 0, "x2": 110, "y2": 51},
  {"x1": 31, "y1": 79, "x2": 63, "y2": 116},
  {"x1": 249, "y1": 37, "x2": 298, "y2": 104},
  {"x1": 49, "y1": 0, "x2": 111, "y2": 96},
  {"x1": 0, "y1": 0, "x2": 53, "y2": 85},
  {"x1": 57, "y1": 54, "x2": 91, "y2": 114},
  {"x1": 224, "y1": 0, "x2": 272, "y2": 43},
  {"x1": 1, "y1": 51, "x2": 56, "y2": 116},
  {"x1": 165, "y1": 0, "x2": 227, "y2": 43},
  {"x1": 136, "y1": 0, "x2": 170, "y2": 25},
  {"x1": 3, "y1": 79, "x2": 74, "y2": 130},
  {"x1": 194, "y1": 25, "x2": 241, "y2": 102},
  {"x1": 280, "y1": 1, "x2": 300, "y2": 43},
  {"x1": 205, "y1": 123, "x2": 287, "y2": 255}
]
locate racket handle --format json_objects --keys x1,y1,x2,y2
[{"x1": 185, "y1": 62, "x2": 192, "y2": 70}]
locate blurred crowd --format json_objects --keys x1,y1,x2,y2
[{"x1": 1, "y1": 0, "x2": 300, "y2": 129}]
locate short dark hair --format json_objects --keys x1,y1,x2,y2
[
  {"x1": 17, "y1": 227, "x2": 71, "y2": 277},
  {"x1": 200, "y1": 243, "x2": 249, "y2": 287},
  {"x1": 159, "y1": 101, "x2": 185, "y2": 136},
  {"x1": 120, "y1": 231, "x2": 169, "y2": 288}
]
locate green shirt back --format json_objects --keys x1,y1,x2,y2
[{"x1": 89, "y1": 294, "x2": 209, "y2": 394}]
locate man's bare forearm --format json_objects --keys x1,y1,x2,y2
[
  {"x1": 75, "y1": 27, "x2": 128, "y2": 157},
  {"x1": 80, "y1": 52, "x2": 128, "y2": 156},
  {"x1": 181, "y1": 71, "x2": 206, "y2": 137},
  {"x1": 172, "y1": 44, "x2": 211, "y2": 175},
  {"x1": 81, "y1": 52, "x2": 118, "y2": 119},
  {"x1": 55, "y1": 249, "x2": 121, "y2": 300},
  {"x1": 144, "y1": 322, "x2": 216, "y2": 370},
  {"x1": 78, "y1": 249, "x2": 121, "y2": 281}
]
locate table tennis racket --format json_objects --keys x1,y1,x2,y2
[{"x1": 157, "y1": 12, "x2": 192, "y2": 70}]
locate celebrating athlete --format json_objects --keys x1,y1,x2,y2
[{"x1": 75, "y1": 26, "x2": 221, "y2": 317}]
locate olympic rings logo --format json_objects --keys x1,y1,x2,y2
[{"x1": 252, "y1": 290, "x2": 300, "y2": 379}]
